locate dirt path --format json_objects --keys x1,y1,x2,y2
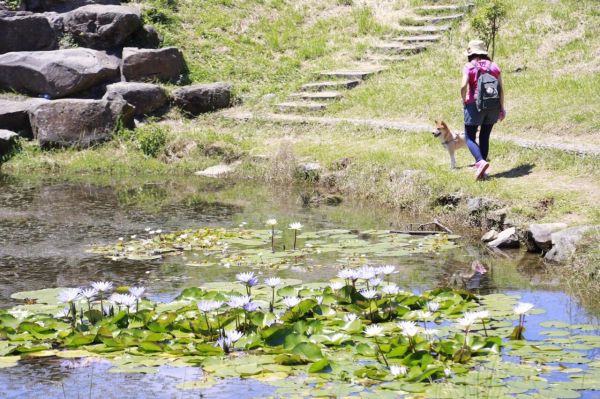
[{"x1": 224, "y1": 111, "x2": 600, "y2": 156}]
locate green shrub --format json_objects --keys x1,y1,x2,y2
[{"x1": 136, "y1": 125, "x2": 168, "y2": 158}]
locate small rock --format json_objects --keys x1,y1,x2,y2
[
  {"x1": 481, "y1": 230, "x2": 498, "y2": 243},
  {"x1": 435, "y1": 192, "x2": 463, "y2": 207},
  {"x1": 30, "y1": 98, "x2": 134, "y2": 148},
  {"x1": 0, "y1": 98, "x2": 48, "y2": 137},
  {"x1": 544, "y1": 225, "x2": 599, "y2": 262},
  {"x1": 296, "y1": 162, "x2": 321, "y2": 182},
  {"x1": 194, "y1": 162, "x2": 239, "y2": 178},
  {"x1": 61, "y1": 5, "x2": 142, "y2": 50},
  {"x1": 324, "y1": 195, "x2": 343, "y2": 206},
  {"x1": 0, "y1": 11, "x2": 58, "y2": 53},
  {"x1": 122, "y1": 47, "x2": 186, "y2": 83},
  {"x1": 526, "y1": 223, "x2": 568, "y2": 253},
  {"x1": 102, "y1": 82, "x2": 168, "y2": 116},
  {"x1": 332, "y1": 157, "x2": 352, "y2": 170},
  {"x1": 172, "y1": 82, "x2": 233, "y2": 116},
  {"x1": 0, "y1": 129, "x2": 19, "y2": 161},
  {"x1": 487, "y1": 227, "x2": 520, "y2": 249}
]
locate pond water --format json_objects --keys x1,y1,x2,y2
[{"x1": 0, "y1": 175, "x2": 597, "y2": 398}]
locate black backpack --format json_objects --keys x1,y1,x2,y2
[{"x1": 476, "y1": 65, "x2": 501, "y2": 112}]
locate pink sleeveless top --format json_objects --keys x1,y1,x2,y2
[{"x1": 463, "y1": 60, "x2": 501, "y2": 104}]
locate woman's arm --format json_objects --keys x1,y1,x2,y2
[{"x1": 460, "y1": 72, "x2": 469, "y2": 103}]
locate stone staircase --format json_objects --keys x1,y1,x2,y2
[
  {"x1": 0, "y1": 0, "x2": 233, "y2": 150},
  {"x1": 275, "y1": 1, "x2": 473, "y2": 114}
]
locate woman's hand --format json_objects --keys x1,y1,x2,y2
[{"x1": 499, "y1": 109, "x2": 506, "y2": 121}]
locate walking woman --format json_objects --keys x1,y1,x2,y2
[{"x1": 461, "y1": 39, "x2": 505, "y2": 180}]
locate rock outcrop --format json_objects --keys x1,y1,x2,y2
[
  {"x1": 544, "y1": 226, "x2": 599, "y2": 262},
  {"x1": 172, "y1": 83, "x2": 232, "y2": 116},
  {"x1": 526, "y1": 223, "x2": 568, "y2": 253},
  {"x1": 0, "y1": 11, "x2": 58, "y2": 53},
  {"x1": 102, "y1": 82, "x2": 168, "y2": 116},
  {"x1": 122, "y1": 47, "x2": 186, "y2": 82},
  {"x1": 0, "y1": 98, "x2": 48, "y2": 137},
  {"x1": 30, "y1": 98, "x2": 134, "y2": 148},
  {"x1": 125, "y1": 25, "x2": 161, "y2": 49},
  {"x1": 487, "y1": 227, "x2": 520, "y2": 249},
  {"x1": 22, "y1": 0, "x2": 119, "y2": 13},
  {"x1": 0, "y1": 48, "x2": 119, "y2": 97},
  {"x1": 61, "y1": 5, "x2": 142, "y2": 50}
]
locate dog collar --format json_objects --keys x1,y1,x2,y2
[{"x1": 441, "y1": 138, "x2": 458, "y2": 145}]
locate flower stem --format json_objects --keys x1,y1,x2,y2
[
  {"x1": 271, "y1": 226, "x2": 275, "y2": 253},
  {"x1": 293, "y1": 230, "x2": 297, "y2": 250},
  {"x1": 374, "y1": 338, "x2": 389, "y2": 367}
]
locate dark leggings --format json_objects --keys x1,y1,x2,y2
[{"x1": 465, "y1": 124, "x2": 494, "y2": 163}]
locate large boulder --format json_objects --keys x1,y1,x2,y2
[
  {"x1": 121, "y1": 47, "x2": 186, "y2": 83},
  {"x1": 0, "y1": 98, "x2": 48, "y2": 137},
  {"x1": 0, "y1": 11, "x2": 58, "y2": 53},
  {"x1": 0, "y1": 48, "x2": 119, "y2": 98},
  {"x1": 0, "y1": 129, "x2": 19, "y2": 162},
  {"x1": 125, "y1": 25, "x2": 161, "y2": 49},
  {"x1": 526, "y1": 223, "x2": 568, "y2": 253},
  {"x1": 172, "y1": 83, "x2": 232, "y2": 116},
  {"x1": 29, "y1": 99, "x2": 134, "y2": 148},
  {"x1": 22, "y1": 0, "x2": 119, "y2": 13},
  {"x1": 544, "y1": 225, "x2": 599, "y2": 262},
  {"x1": 102, "y1": 82, "x2": 168, "y2": 116},
  {"x1": 61, "y1": 5, "x2": 141, "y2": 50},
  {"x1": 487, "y1": 227, "x2": 520, "y2": 249}
]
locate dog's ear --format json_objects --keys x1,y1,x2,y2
[
  {"x1": 441, "y1": 121, "x2": 448, "y2": 128},
  {"x1": 434, "y1": 119, "x2": 438, "y2": 124}
]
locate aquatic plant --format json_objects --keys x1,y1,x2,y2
[
  {"x1": 265, "y1": 218, "x2": 277, "y2": 252},
  {"x1": 288, "y1": 222, "x2": 302, "y2": 250},
  {"x1": 264, "y1": 277, "x2": 282, "y2": 312},
  {"x1": 511, "y1": 302, "x2": 534, "y2": 340}
]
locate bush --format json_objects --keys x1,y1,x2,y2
[{"x1": 136, "y1": 125, "x2": 168, "y2": 158}]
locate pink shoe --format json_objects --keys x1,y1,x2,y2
[{"x1": 475, "y1": 160, "x2": 489, "y2": 180}]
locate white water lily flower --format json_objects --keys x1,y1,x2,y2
[
  {"x1": 343, "y1": 313, "x2": 358, "y2": 322},
  {"x1": 338, "y1": 269, "x2": 360, "y2": 281},
  {"x1": 474, "y1": 310, "x2": 490, "y2": 319},
  {"x1": 444, "y1": 368, "x2": 453, "y2": 378},
  {"x1": 54, "y1": 307, "x2": 70, "y2": 318},
  {"x1": 197, "y1": 300, "x2": 222, "y2": 313},
  {"x1": 329, "y1": 281, "x2": 345, "y2": 291},
  {"x1": 91, "y1": 281, "x2": 113, "y2": 292},
  {"x1": 266, "y1": 219, "x2": 277, "y2": 226},
  {"x1": 423, "y1": 329, "x2": 439, "y2": 339},
  {"x1": 390, "y1": 365, "x2": 407, "y2": 377},
  {"x1": 364, "y1": 324, "x2": 385, "y2": 337},
  {"x1": 80, "y1": 288, "x2": 98, "y2": 299},
  {"x1": 513, "y1": 302, "x2": 534, "y2": 315},
  {"x1": 236, "y1": 272, "x2": 256, "y2": 283},
  {"x1": 119, "y1": 294, "x2": 137, "y2": 308},
  {"x1": 244, "y1": 301, "x2": 260, "y2": 312},
  {"x1": 369, "y1": 278, "x2": 383, "y2": 287},
  {"x1": 58, "y1": 288, "x2": 81, "y2": 303},
  {"x1": 427, "y1": 302, "x2": 440, "y2": 312},
  {"x1": 379, "y1": 265, "x2": 397, "y2": 275},
  {"x1": 264, "y1": 277, "x2": 282, "y2": 287},
  {"x1": 415, "y1": 310, "x2": 433, "y2": 320},
  {"x1": 382, "y1": 284, "x2": 400, "y2": 295},
  {"x1": 358, "y1": 266, "x2": 376, "y2": 280},
  {"x1": 288, "y1": 222, "x2": 303, "y2": 230},
  {"x1": 227, "y1": 295, "x2": 251, "y2": 309},
  {"x1": 129, "y1": 286, "x2": 145, "y2": 299},
  {"x1": 456, "y1": 312, "x2": 479, "y2": 330},
  {"x1": 360, "y1": 289, "x2": 378, "y2": 300},
  {"x1": 225, "y1": 330, "x2": 244, "y2": 343},
  {"x1": 398, "y1": 321, "x2": 420, "y2": 337},
  {"x1": 282, "y1": 296, "x2": 301, "y2": 308},
  {"x1": 315, "y1": 296, "x2": 324, "y2": 305},
  {"x1": 215, "y1": 336, "x2": 232, "y2": 350}
]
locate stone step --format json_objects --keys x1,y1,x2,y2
[
  {"x1": 414, "y1": 4, "x2": 471, "y2": 15},
  {"x1": 319, "y1": 68, "x2": 386, "y2": 80},
  {"x1": 300, "y1": 80, "x2": 361, "y2": 92},
  {"x1": 277, "y1": 101, "x2": 328, "y2": 112},
  {"x1": 365, "y1": 54, "x2": 411, "y2": 64},
  {"x1": 396, "y1": 25, "x2": 452, "y2": 34},
  {"x1": 389, "y1": 34, "x2": 442, "y2": 43},
  {"x1": 373, "y1": 43, "x2": 428, "y2": 54},
  {"x1": 411, "y1": 13, "x2": 465, "y2": 25},
  {"x1": 289, "y1": 91, "x2": 343, "y2": 100}
]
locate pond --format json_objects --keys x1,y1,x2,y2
[{"x1": 0, "y1": 175, "x2": 598, "y2": 398}]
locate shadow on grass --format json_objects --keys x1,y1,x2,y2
[{"x1": 490, "y1": 163, "x2": 535, "y2": 179}]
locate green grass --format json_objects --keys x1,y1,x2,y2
[{"x1": 325, "y1": 0, "x2": 600, "y2": 144}]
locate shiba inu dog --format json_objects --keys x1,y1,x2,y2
[{"x1": 432, "y1": 120, "x2": 466, "y2": 169}]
